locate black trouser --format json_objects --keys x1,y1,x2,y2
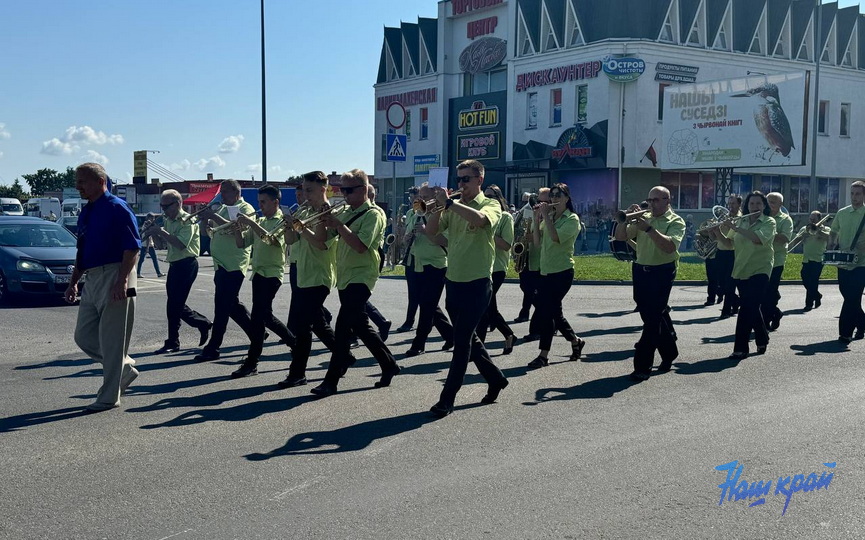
[
  {"x1": 403, "y1": 262, "x2": 420, "y2": 326},
  {"x1": 734, "y1": 274, "x2": 770, "y2": 354},
  {"x1": 800, "y1": 261, "x2": 824, "y2": 307},
  {"x1": 595, "y1": 230, "x2": 606, "y2": 251},
  {"x1": 838, "y1": 267, "x2": 865, "y2": 338},
  {"x1": 534, "y1": 268, "x2": 578, "y2": 351},
  {"x1": 477, "y1": 271, "x2": 514, "y2": 343},
  {"x1": 289, "y1": 263, "x2": 335, "y2": 341},
  {"x1": 137, "y1": 245, "x2": 161, "y2": 275},
  {"x1": 287, "y1": 284, "x2": 337, "y2": 378},
  {"x1": 704, "y1": 256, "x2": 721, "y2": 301},
  {"x1": 410, "y1": 265, "x2": 453, "y2": 350},
  {"x1": 760, "y1": 265, "x2": 784, "y2": 324},
  {"x1": 518, "y1": 269, "x2": 539, "y2": 318},
  {"x1": 246, "y1": 273, "x2": 294, "y2": 363},
  {"x1": 438, "y1": 278, "x2": 507, "y2": 407},
  {"x1": 323, "y1": 283, "x2": 397, "y2": 386},
  {"x1": 366, "y1": 301, "x2": 387, "y2": 329},
  {"x1": 204, "y1": 267, "x2": 253, "y2": 354},
  {"x1": 715, "y1": 250, "x2": 738, "y2": 313},
  {"x1": 165, "y1": 257, "x2": 211, "y2": 346},
  {"x1": 632, "y1": 262, "x2": 678, "y2": 375}
]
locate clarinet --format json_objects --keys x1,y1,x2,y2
[{"x1": 400, "y1": 215, "x2": 426, "y2": 267}]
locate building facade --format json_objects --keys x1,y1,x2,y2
[{"x1": 374, "y1": 0, "x2": 865, "y2": 223}]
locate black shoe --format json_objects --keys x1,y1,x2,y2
[
  {"x1": 502, "y1": 335, "x2": 516, "y2": 355},
  {"x1": 231, "y1": 361, "x2": 258, "y2": 379},
  {"x1": 441, "y1": 340, "x2": 454, "y2": 351},
  {"x1": 716, "y1": 296, "x2": 724, "y2": 305},
  {"x1": 731, "y1": 306, "x2": 740, "y2": 315},
  {"x1": 522, "y1": 333, "x2": 540, "y2": 342},
  {"x1": 719, "y1": 311, "x2": 732, "y2": 319},
  {"x1": 430, "y1": 402, "x2": 454, "y2": 418},
  {"x1": 154, "y1": 343, "x2": 180, "y2": 354},
  {"x1": 569, "y1": 337, "x2": 586, "y2": 361},
  {"x1": 514, "y1": 315, "x2": 529, "y2": 323},
  {"x1": 856, "y1": 331, "x2": 865, "y2": 340},
  {"x1": 629, "y1": 371, "x2": 650, "y2": 381},
  {"x1": 481, "y1": 379, "x2": 508, "y2": 404},
  {"x1": 655, "y1": 362, "x2": 672, "y2": 373},
  {"x1": 194, "y1": 350, "x2": 220, "y2": 362},
  {"x1": 768, "y1": 312, "x2": 782, "y2": 332},
  {"x1": 378, "y1": 321, "x2": 392, "y2": 342},
  {"x1": 349, "y1": 339, "x2": 359, "y2": 349},
  {"x1": 815, "y1": 297, "x2": 822, "y2": 309},
  {"x1": 839, "y1": 335, "x2": 853, "y2": 344},
  {"x1": 405, "y1": 348, "x2": 424, "y2": 358},
  {"x1": 728, "y1": 351, "x2": 748, "y2": 359},
  {"x1": 198, "y1": 322, "x2": 213, "y2": 347},
  {"x1": 527, "y1": 356, "x2": 548, "y2": 369},
  {"x1": 704, "y1": 298, "x2": 715, "y2": 306},
  {"x1": 277, "y1": 375, "x2": 307, "y2": 389},
  {"x1": 396, "y1": 322, "x2": 413, "y2": 333},
  {"x1": 803, "y1": 304, "x2": 813, "y2": 312},
  {"x1": 374, "y1": 366, "x2": 400, "y2": 388},
  {"x1": 311, "y1": 383, "x2": 337, "y2": 397},
  {"x1": 756, "y1": 345, "x2": 767, "y2": 355}
]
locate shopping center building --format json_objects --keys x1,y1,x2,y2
[{"x1": 373, "y1": 0, "x2": 865, "y2": 221}]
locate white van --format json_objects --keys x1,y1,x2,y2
[
  {"x1": 0, "y1": 197, "x2": 24, "y2": 216},
  {"x1": 61, "y1": 198, "x2": 86, "y2": 216},
  {"x1": 25, "y1": 197, "x2": 61, "y2": 219}
]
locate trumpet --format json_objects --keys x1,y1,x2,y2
[
  {"x1": 292, "y1": 201, "x2": 347, "y2": 232},
  {"x1": 139, "y1": 216, "x2": 163, "y2": 238},
  {"x1": 787, "y1": 214, "x2": 834, "y2": 253},
  {"x1": 211, "y1": 210, "x2": 258, "y2": 233},
  {"x1": 412, "y1": 189, "x2": 463, "y2": 216},
  {"x1": 697, "y1": 210, "x2": 763, "y2": 234},
  {"x1": 181, "y1": 195, "x2": 224, "y2": 223},
  {"x1": 260, "y1": 202, "x2": 310, "y2": 245},
  {"x1": 616, "y1": 209, "x2": 652, "y2": 224}
]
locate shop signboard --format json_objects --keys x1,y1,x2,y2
[
  {"x1": 459, "y1": 37, "x2": 507, "y2": 74},
  {"x1": 602, "y1": 56, "x2": 645, "y2": 82},
  {"x1": 414, "y1": 154, "x2": 441, "y2": 176}
]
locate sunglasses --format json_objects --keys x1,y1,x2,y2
[
  {"x1": 457, "y1": 175, "x2": 476, "y2": 183},
  {"x1": 341, "y1": 185, "x2": 362, "y2": 195},
  {"x1": 160, "y1": 202, "x2": 176, "y2": 209}
]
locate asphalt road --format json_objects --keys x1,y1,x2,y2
[{"x1": 1, "y1": 258, "x2": 863, "y2": 539}]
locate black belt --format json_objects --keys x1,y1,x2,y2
[{"x1": 633, "y1": 262, "x2": 675, "y2": 272}]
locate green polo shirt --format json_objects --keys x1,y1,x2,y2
[
  {"x1": 334, "y1": 200, "x2": 385, "y2": 291},
  {"x1": 294, "y1": 207, "x2": 337, "y2": 289},
  {"x1": 627, "y1": 209, "x2": 685, "y2": 266},
  {"x1": 211, "y1": 199, "x2": 255, "y2": 272},
  {"x1": 406, "y1": 209, "x2": 446, "y2": 272},
  {"x1": 526, "y1": 221, "x2": 541, "y2": 272},
  {"x1": 439, "y1": 192, "x2": 501, "y2": 282},
  {"x1": 732, "y1": 215, "x2": 776, "y2": 279},
  {"x1": 250, "y1": 212, "x2": 286, "y2": 281},
  {"x1": 287, "y1": 204, "x2": 311, "y2": 265},
  {"x1": 539, "y1": 210, "x2": 580, "y2": 275},
  {"x1": 164, "y1": 210, "x2": 200, "y2": 263},
  {"x1": 830, "y1": 204, "x2": 865, "y2": 268},
  {"x1": 771, "y1": 212, "x2": 794, "y2": 268},
  {"x1": 493, "y1": 211, "x2": 515, "y2": 273},
  {"x1": 716, "y1": 212, "x2": 740, "y2": 251},
  {"x1": 799, "y1": 225, "x2": 831, "y2": 263}
]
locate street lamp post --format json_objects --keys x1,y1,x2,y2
[{"x1": 261, "y1": 0, "x2": 268, "y2": 183}]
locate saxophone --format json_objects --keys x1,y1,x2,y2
[
  {"x1": 512, "y1": 217, "x2": 532, "y2": 273},
  {"x1": 400, "y1": 215, "x2": 426, "y2": 267}
]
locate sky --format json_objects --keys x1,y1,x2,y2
[{"x1": 0, "y1": 0, "x2": 862, "y2": 188}]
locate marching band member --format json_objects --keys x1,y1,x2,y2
[
  {"x1": 398, "y1": 186, "x2": 421, "y2": 333},
  {"x1": 152, "y1": 189, "x2": 212, "y2": 354},
  {"x1": 516, "y1": 193, "x2": 539, "y2": 324},
  {"x1": 425, "y1": 160, "x2": 508, "y2": 417},
  {"x1": 311, "y1": 169, "x2": 399, "y2": 397},
  {"x1": 230, "y1": 185, "x2": 297, "y2": 378},
  {"x1": 716, "y1": 191, "x2": 775, "y2": 359},
  {"x1": 195, "y1": 180, "x2": 256, "y2": 362},
  {"x1": 798, "y1": 210, "x2": 831, "y2": 311},
  {"x1": 717, "y1": 194, "x2": 741, "y2": 318},
  {"x1": 365, "y1": 183, "x2": 394, "y2": 341},
  {"x1": 527, "y1": 185, "x2": 585, "y2": 368},
  {"x1": 477, "y1": 184, "x2": 517, "y2": 354},
  {"x1": 830, "y1": 181, "x2": 865, "y2": 343},
  {"x1": 760, "y1": 192, "x2": 793, "y2": 331},
  {"x1": 405, "y1": 184, "x2": 454, "y2": 357},
  {"x1": 614, "y1": 186, "x2": 684, "y2": 380}
]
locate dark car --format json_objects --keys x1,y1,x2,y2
[
  {"x1": 58, "y1": 215, "x2": 79, "y2": 236},
  {"x1": 0, "y1": 216, "x2": 81, "y2": 302}
]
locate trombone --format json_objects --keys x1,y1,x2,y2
[
  {"x1": 412, "y1": 189, "x2": 463, "y2": 216},
  {"x1": 260, "y1": 202, "x2": 309, "y2": 245},
  {"x1": 787, "y1": 214, "x2": 834, "y2": 253},
  {"x1": 180, "y1": 196, "x2": 224, "y2": 223},
  {"x1": 210, "y1": 210, "x2": 258, "y2": 233},
  {"x1": 291, "y1": 201, "x2": 347, "y2": 232},
  {"x1": 697, "y1": 211, "x2": 763, "y2": 234}
]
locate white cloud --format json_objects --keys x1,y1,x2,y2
[
  {"x1": 82, "y1": 149, "x2": 109, "y2": 165},
  {"x1": 0, "y1": 123, "x2": 10, "y2": 140},
  {"x1": 218, "y1": 135, "x2": 244, "y2": 154},
  {"x1": 194, "y1": 156, "x2": 226, "y2": 171},
  {"x1": 246, "y1": 163, "x2": 262, "y2": 173},
  {"x1": 64, "y1": 125, "x2": 124, "y2": 145},
  {"x1": 41, "y1": 138, "x2": 79, "y2": 156},
  {"x1": 171, "y1": 159, "x2": 192, "y2": 171}
]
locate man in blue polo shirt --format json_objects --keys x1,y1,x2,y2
[{"x1": 64, "y1": 163, "x2": 141, "y2": 412}]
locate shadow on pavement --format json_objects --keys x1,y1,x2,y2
[
  {"x1": 670, "y1": 355, "x2": 741, "y2": 375},
  {"x1": 579, "y1": 310, "x2": 635, "y2": 319},
  {"x1": 580, "y1": 348, "x2": 633, "y2": 363},
  {"x1": 0, "y1": 406, "x2": 91, "y2": 433},
  {"x1": 790, "y1": 339, "x2": 853, "y2": 356},
  {"x1": 525, "y1": 374, "x2": 641, "y2": 405}
]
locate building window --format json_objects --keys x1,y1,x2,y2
[
  {"x1": 550, "y1": 88, "x2": 562, "y2": 127},
  {"x1": 661, "y1": 171, "x2": 703, "y2": 209},
  {"x1": 818, "y1": 100, "x2": 829, "y2": 135},
  {"x1": 658, "y1": 83, "x2": 671, "y2": 121},
  {"x1": 576, "y1": 84, "x2": 588, "y2": 124},
  {"x1": 465, "y1": 67, "x2": 507, "y2": 96},
  {"x1": 420, "y1": 107, "x2": 429, "y2": 140},
  {"x1": 840, "y1": 103, "x2": 851, "y2": 137},
  {"x1": 789, "y1": 177, "x2": 810, "y2": 213},
  {"x1": 819, "y1": 178, "x2": 840, "y2": 213},
  {"x1": 731, "y1": 174, "x2": 752, "y2": 196},
  {"x1": 701, "y1": 173, "x2": 715, "y2": 208},
  {"x1": 758, "y1": 175, "x2": 782, "y2": 195},
  {"x1": 527, "y1": 92, "x2": 538, "y2": 129}
]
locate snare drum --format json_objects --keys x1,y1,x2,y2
[
  {"x1": 823, "y1": 250, "x2": 859, "y2": 266},
  {"x1": 609, "y1": 221, "x2": 637, "y2": 262}
]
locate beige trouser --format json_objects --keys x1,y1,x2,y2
[{"x1": 74, "y1": 263, "x2": 136, "y2": 406}]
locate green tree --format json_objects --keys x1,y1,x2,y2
[
  {"x1": 22, "y1": 167, "x2": 76, "y2": 196},
  {"x1": 0, "y1": 179, "x2": 29, "y2": 201}
]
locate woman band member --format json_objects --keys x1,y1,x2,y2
[
  {"x1": 714, "y1": 191, "x2": 775, "y2": 359},
  {"x1": 527, "y1": 184, "x2": 586, "y2": 368},
  {"x1": 478, "y1": 184, "x2": 517, "y2": 354}
]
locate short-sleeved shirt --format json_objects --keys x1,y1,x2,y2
[
  {"x1": 716, "y1": 212, "x2": 740, "y2": 252},
  {"x1": 830, "y1": 204, "x2": 865, "y2": 268},
  {"x1": 250, "y1": 212, "x2": 286, "y2": 281},
  {"x1": 294, "y1": 205, "x2": 337, "y2": 289},
  {"x1": 525, "y1": 221, "x2": 541, "y2": 272},
  {"x1": 164, "y1": 210, "x2": 200, "y2": 263},
  {"x1": 286, "y1": 204, "x2": 311, "y2": 265},
  {"x1": 771, "y1": 212, "x2": 794, "y2": 268},
  {"x1": 493, "y1": 210, "x2": 515, "y2": 273},
  {"x1": 334, "y1": 200, "x2": 385, "y2": 291},
  {"x1": 77, "y1": 191, "x2": 141, "y2": 271},
  {"x1": 438, "y1": 192, "x2": 501, "y2": 282},
  {"x1": 799, "y1": 225, "x2": 831, "y2": 263},
  {"x1": 627, "y1": 208, "x2": 686, "y2": 266},
  {"x1": 211, "y1": 199, "x2": 255, "y2": 272},
  {"x1": 539, "y1": 210, "x2": 579, "y2": 275},
  {"x1": 732, "y1": 215, "x2": 776, "y2": 279},
  {"x1": 406, "y1": 209, "x2": 446, "y2": 272}
]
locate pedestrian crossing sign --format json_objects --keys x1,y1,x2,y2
[{"x1": 386, "y1": 134, "x2": 407, "y2": 162}]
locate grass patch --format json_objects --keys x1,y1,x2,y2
[{"x1": 380, "y1": 252, "x2": 838, "y2": 282}]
